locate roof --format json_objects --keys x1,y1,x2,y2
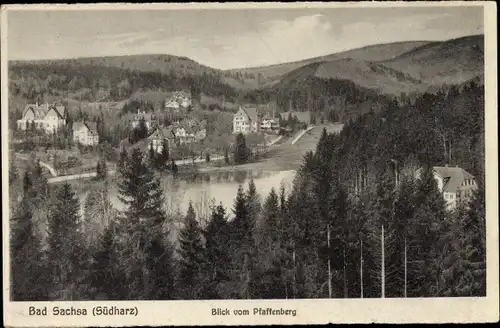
[
  {"x1": 279, "y1": 110, "x2": 311, "y2": 123},
  {"x1": 22, "y1": 103, "x2": 65, "y2": 120},
  {"x1": 72, "y1": 121, "x2": 98, "y2": 135},
  {"x1": 149, "y1": 126, "x2": 176, "y2": 140},
  {"x1": 133, "y1": 111, "x2": 155, "y2": 121},
  {"x1": 416, "y1": 166, "x2": 475, "y2": 193},
  {"x1": 240, "y1": 107, "x2": 260, "y2": 122},
  {"x1": 433, "y1": 166, "x2": 475, "y2": 193}
]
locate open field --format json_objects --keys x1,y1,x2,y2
[{"x1": 199, "y1": 123, "x2": 344, "y2": 172}]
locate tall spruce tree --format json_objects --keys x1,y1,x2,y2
[
  {"x1": 202, "y1": 203, "x2": 230, "y2": 299},
  {"x1": 117, "y1": 148, "x2": 176, "y2": 299},
  {"x1": 177, "y1": 202, "x2": 205, "y2": 299},
  {"x1": 408, "y1": 165, "x2": 447, "y2": 297},
  {"x1": 234, "y1": 133, "x2": 249, "y2": 164},
  {"x1": 10, "y1": 199, "x2": 47, "y2": 300},
  {"x1": 47, "y1": 183, "x2": 85, "y2": 300},
  {"x1": 89, "y1": 220, "x2": 127, "y2": 300}
]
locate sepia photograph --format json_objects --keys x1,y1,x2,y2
[{"x1": 2, "y1": 2, "x2": 498, "y2": 326}]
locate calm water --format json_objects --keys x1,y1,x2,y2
[{"x1": 104, "y1": 169, "x2": 296, "y2": 219}]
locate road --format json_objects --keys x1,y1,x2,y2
[
  {"x1": 46, "y1": 154, "x2": 227, "y2": 184},
  {"x1": 21, "y1": 128, "x2": 313, "y2": 184},
  {"x1": 16, "y1": 154, "x2": 58, "y2": 177}
]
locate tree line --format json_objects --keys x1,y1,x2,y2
[{"x1": 10, "y1": 80, "x2": 485, "y2": 300}]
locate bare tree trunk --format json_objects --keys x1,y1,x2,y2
[
  {"x1": 360, "y1": 239, "x2": 364, "y2": 299},
  {"x1": 381, "y1": 225, "x2": 385, "y2": 299}
]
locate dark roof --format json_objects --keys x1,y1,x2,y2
[
  {"x1": 22, "y1": 103, "x2": 65, "y2": 119},
  {"x1": 416, "y1": 166, "x2": 475, "y2": 193},
  {"x1": 279, "y1": 110, "x2": 311, "y2": 123},
  {"x1": 241, "y1": 107, "x2": 260, "y2": 122},
  {"x1": 72, "y1": 121, "x2": 98, "y2": 135},
  {"x1": 433, "y1": 166, "x2": 475, "y2": 192}
]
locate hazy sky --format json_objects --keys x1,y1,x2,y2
[{"x1": 7, "y1": 5, "x2": 484, "y2": 69}]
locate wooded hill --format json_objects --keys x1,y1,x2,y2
[{"x1": 8, "y1": 34, "x2": 484, "y2": 122}]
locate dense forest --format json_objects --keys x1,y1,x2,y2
[
  {"x1": 10, "y1": 79, "x2": 485, "y2": 300},
  {"x1": 9, "y1": 63, "x2": 238, "y2": 104}
]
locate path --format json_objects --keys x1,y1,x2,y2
[
  {"x1": 291, "y1": 126, "x2": 315, "y2": 145},
  {"x1": 47, "y1": 154, "x2": 227, "y2": 184},
  {"x1": 43, "y1": 127, "x2": 318, "y2": 184},
  {"x1": 16, "y1": 154, "x2": 58, "y2": 177}
]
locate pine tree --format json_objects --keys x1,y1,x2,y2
[
  {"x1": 47, "y1": 183, "x2": 85, "y2": 300},
  {"x1": 171, "y1": 159, "x2": 178, "y2": 174},
  {"x1": 116, "y1": 148, "x2": 176, "y2": 299},
  {"x1": 246, "y1": 178, "x2": 261, "y2": 243},
  {"x1": 234, "y1": 133, "x2": 249, "y2": 164},
  {"x1": 89, "y1": 221, "x2": 127, "y2": 300},
  {"x1": 161, "y1": 139, "x2": 170, "y2": 165},
  {"x1": 177, "y1": 202, "x2": 205, "y2": 299},
  {"x1": 367, "y1": 169, "x2": 397, "y2": 298},
  {"x1": 261, "y1": 188, "x2": 281, "y2": 243},
  {"x1": 10, "y1": 200, "x2": 47, "y2": 300},
  {"x1": 202, "y1": 203, "x2": 231, "y2": 299},
  {"x1": 408, "y1": 165, "x2": 447, "y2": 297},
  {"x1": 279, "y1": 183, "x2": 287, "y2": 216},
  {"x1": 118, "y1": 147, "x2": 128, "y2": 170},
  {"x1": 389, "y1": 177, "x2": 417, "y2": 298},
  {"x1": 95, "y1": 157, "x2": 107, "y2": 181}
]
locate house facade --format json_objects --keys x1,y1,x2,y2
[
  {"x1": 233, "y1": 106, "x2": 261, "y2": 134},
  {"x1": 131, "y1": 109, "x2": 156, "y2": 130},
  {"x1": 73, "y1": 121, "x2": 99, "y2": 146},
  {"x1": 148, "y1": 126, "x2": 176, "y2": 153},
  {"x1": 414, "y1": 165, "x2": 478, "y2": 210},
  {"x1": 165, "y1": 91, "x2": 192, "y2": 111},
  {"x1": 260, "y1": 114, "x2": 280, "y2": 133},
  {"x1": 17, "y1": 102, "x2": 66, "y2": 133}
]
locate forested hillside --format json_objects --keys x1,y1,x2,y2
[
  {"x1": 9, "y1": 62, "x2": 238, "y2": 104},
  {"x1": 10, "y1": 78, "x2": 485, "y2": 300}
]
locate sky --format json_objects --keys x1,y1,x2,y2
[{"x1": 6, "y1": 5, "x2": 484, "y2": 70}]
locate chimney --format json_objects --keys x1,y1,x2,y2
[{"x1": 36, "y1": 101, "x2": 39, "y2": 107}]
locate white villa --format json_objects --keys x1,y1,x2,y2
[
  {"x1": 414, "y1": 165, "x2": 478, "y2": 210},
  {"x1": 72, "y1": 121, "x2": 99, "y2": 146},
  {"x1": 165, "y1": 91, "x2": 192, "y2": 111},
  {"x1": 17, "y1": 102, "x2": 66, "y2": 133},
  {"x1": 233, "y1": 106, "x2": 261, "y2": 134}
]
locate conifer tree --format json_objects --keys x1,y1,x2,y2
[
  {"x1": 177, "y1": 202, "x2": 205, "y2": 299},
  {"x1": 117, "y1": 148, "x2": 176, "y2": 299},
  {"x1": 261, "y1": 188, "x2": 281, "y2": 243},
  {"x1": 47, "y1": 183, "x2": 85, "y2": 300},
  {"x1": 234, "y1": 133, "x2": 249, "y2": 164},
  {"x1": 408, "y1": 165, "x2": 447, "y2": 297},
  {"x1": 231, "y1": 185, "x2": 251, "y2": 248},
  {"x1": 246, "y1": 178, "x2": 261, "y2": 243},
  {"x1": 118, "y1": 147, "x2": 128, "y2": 170},
  {"x1": 202, "y1": 203, "x2": 231, "y2": 299},
  {"x1": 279, "y1": 183, "x2": 287, "y2": 216},
  {"x1": 148, "y1": 141, "x2": 156, "y2": 166},
  {"x1": 10, "y1": 200, "x2": 47, "y2": 300},
  {"x1": 89, "y1": 220, "x2": 127, "y2": 300},
  {"x1": 367, "y1": 169, "x2": 397, "y2": 298}
]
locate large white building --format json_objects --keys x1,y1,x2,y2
[
  {"x1": 414, "y1": 165, "x2": 478, "y2": 210},
  {"x1": 72, "y1": 121, "x2": 99, "y2": 146},
  {"x1": 165, "y1": 91, "x2": 192, "y2": 111},
  {"x1": 17, "y1": 102, "x2": 66, "y2": 133},
  {"x1": 233, "y1": 106, "x2": 261, "y2": 134}
]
